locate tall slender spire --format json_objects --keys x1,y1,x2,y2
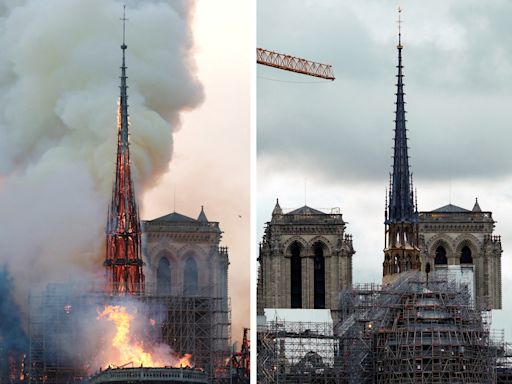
[
  {"x1": 383, "y1": 8, "x2": 421, "y2": 283},
  {"x1": 104, "y1": 6, "x2": 144, "y2": 296},
  {"x1": 386, "y1": 6, "x2": 416, "y2": 224},
  {"x1": 120, "y1": 5, "x2": 129, "y2": 150}
]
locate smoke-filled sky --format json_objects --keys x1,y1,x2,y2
[
  {"x1": 0, "y1": 0, "x2": 249, "y2": 345},
  {"x1": 258, "y1": 0, "x2": 512, "y2": 340},
  {"x1": 143, "y1": 0, "x2": 250, "y2": 344}
]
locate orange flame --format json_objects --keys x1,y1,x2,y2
[
  {"x1": 96, "y1": 305, "x2": 192, "y2": 368},
  {"x1": 176, "y1": 354, "x2": 193, "y2": 368},
  {"x1": 20, "y1": 354, "x2": 26, "y2": 381}
]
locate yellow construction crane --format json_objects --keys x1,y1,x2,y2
[{"x1": 257, "y1": 48, "x2": 335, "y2": 81}]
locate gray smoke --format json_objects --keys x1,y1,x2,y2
[
  {"x1": 0, "y1": 266, "x2": 27, "y2": 381},
  {"x1": 0, "y1": 0, "x2": 203, "y2": 313}
]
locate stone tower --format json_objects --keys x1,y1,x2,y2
[
  {"x1": 418, "y1": 199, "x2": 502, "y2": 309},
  {"x1": 383, "y1": 14, "x2": 421, "y2": 284},
  {"x1": 258, "y1": 200, "x2": 354, "y2": 315},
  {"x1": 141, "y1": 206, "x2": 229, "y2": 301}
]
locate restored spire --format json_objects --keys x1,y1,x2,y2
[
  {"x1": 383, "y1": 8, "x2": 421, "y2": 283},
  {"x1": 104, "y1": 6, "x2": 144, "y2": 296},
  {"x1": 386, "y1": 6, "x2": 416, "y2": 224}
]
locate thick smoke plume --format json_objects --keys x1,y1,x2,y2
[
  {"x1": 0, "y1": 266, "x2": 28, "y2": 377},
  {"x1": 0, "y1": 0, "x2": 203, "y2": 313}
]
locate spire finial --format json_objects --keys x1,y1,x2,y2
[
  {"x1": 272, "y1": 198, "x2": 282, "y2": 216},
  {"x1": 397, "y1": 6, "x2": 403, "y2": 49},
  {"x1": 198, "y1": 205, "x2": 208, "y2": 222},
  {"x1": 119, "y1": 4, "x2": 129, "y2": 147},
  {"x1": 472, "y1": 197, "x2": 482, "y2": 212},
  {"x1": 121, "y1": 4, "x2": 128, "y2": 48}
]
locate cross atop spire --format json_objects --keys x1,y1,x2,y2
[
  {"x1": 386, "y1": 7, "x2": 416, "y2": 224},
  {"x1": 397, "y1": 6, "x2": 403, "y2": 48},
  {"x1": 121, "y1": 4, "x2": 128, "y2": 48}
]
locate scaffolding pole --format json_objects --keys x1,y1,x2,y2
[
  {"x1": 257, "y1": 272, "x2": 499, "y2": 384},
  {"x1": 28, "y1": 284, "x2": 231, "y2": 384}
]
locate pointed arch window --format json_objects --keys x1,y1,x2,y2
[
  {"x1": 184, "y1": 257, "x2": 198, "y2": 295},
  {"x1": 434, "y1": 246, "x2": 447, "y2": 265},
  {"x1": 460, "y1": 246, "x2": 473, "y2": 264},
  {"x1": 313, "y1": 243, "x2": 325, "y2": 309},
  {"x1": 156, "y1": 257, "x2": 171, "y2": 295},
  {"x1": 290, "y1": 243, "x2": 302, "y2": 308}
]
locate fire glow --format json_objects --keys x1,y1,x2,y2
[{"x1": 96, "y1": 305, "x2": 192, "y2": 368}]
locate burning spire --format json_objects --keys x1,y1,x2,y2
[{"x1": 104, "y1": 6, "x2": 144, "y2": 295}]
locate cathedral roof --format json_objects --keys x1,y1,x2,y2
[
  {"x1": 287, "y1": 205, "x2": 326, "y2": 215},
  {"x1": 431, "y1": 204, "x2": 471, "y2": 213},
  {"x1": 150, "y1": 212, "x2": 199, "y2": 223}
]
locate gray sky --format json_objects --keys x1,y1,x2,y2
[{"x1": 258, "y1": 0, "x2": 512, "y2": 340}]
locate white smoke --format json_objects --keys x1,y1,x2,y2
[{"x1": 0, "y1": 0, "x2": 203, "y2": 309}]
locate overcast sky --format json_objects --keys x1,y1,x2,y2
[{"x1": 258, "y1": 0, "x2": 512, "y2": 340}]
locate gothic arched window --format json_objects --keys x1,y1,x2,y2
[
  {"x1": 290, "y1": 243, "x2": 302, "y2": 308},
  {"x1": 434, "y1": 246, "x2": 447, "y2": 265},
  {"x1": 156, "y1": 257, "x2": 171, "y2": 295},
  {"x1": 460, "y1": 246, "x2": 473, "y2": 264},
  {"x1": 313, "y1": 243, "x2": 325, "y2": 309},
  {"x1": 184, "y1": 257, "x2": 198, "y2": 296}
]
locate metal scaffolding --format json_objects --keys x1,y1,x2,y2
[
  {"x1": 28, "y1": 284, "x2": 231, "y2": 384},
  {"x1": 337, "y1": 273, "x2": 497, "y2": 384},
  {"x1": 495, "y1": 339, "x2": 512, "y2": 383},
  {"x1": 257, "y1": 272, "x2": 498, "y2": 384},
  {"x1": 257, "y1": 319, "x2": 341, "y2": 383},
  {"x1": 144, "y1": 295, "x2": 231, "y2": 382}
]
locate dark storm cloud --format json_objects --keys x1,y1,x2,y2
[{"x1": 257, "y1": 0, "x2": 512, "y2": 183}]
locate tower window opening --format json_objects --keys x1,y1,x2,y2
[
  {"x1": 460, "y1": 246, "x2": 473, "y2": 264},
  {"x1": 313, "y1": 243, "x2": 325, "y2": 309},
  {"x1": 435, "y1": 246, "x2": 448, "y2": 265},
  {"x1": 184, "y1": 257, "x2": 198, "y2": 295},
  {"x1": 156, "y1": 256, "x2": 171, "y2": 295},
  {"x1": 290, "y1": 243, "x2": 302, "y2": 308}
]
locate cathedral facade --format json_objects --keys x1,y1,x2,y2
[
  {"x1": 257, "y1": 200, "x2": 354, "y2": 315},
  {"x1": 418, "y1": 200, "x2": 502, "y2": 309},
  {"x1": 141, "y1": 206, "x2": 229, "y2": 301}
]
